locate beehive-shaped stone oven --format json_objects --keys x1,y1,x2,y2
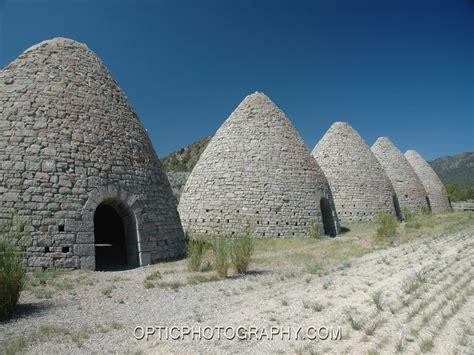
[
  {"x1": 178, "y1": 92, "x2": 340, "y2": 238},
  {"x1": 404, "y1": 150, "x2": 451, "y2": 212},
  {"x1": 0, "y1": 38, "x2": 185, "y2": 270},
  {"x1": 312, "y1": 122, "x2": 401, "y2": 222},
  {"x1": 371, "y1": 137, "x2": 429, "y2": 213}
]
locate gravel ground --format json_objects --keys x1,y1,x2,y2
[{"x1": 1, "y1": 223, "x2": 473, "y2": 354}]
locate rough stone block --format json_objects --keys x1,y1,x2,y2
[
  {"x1": 74, "y1": 243, "x2": 94, "y2": 256},
  {"x1": 80, "y1": 256, "x2": 95, "y2": 270},
  {"x1": 28, "y1": 256, "x2": 52, "y2": 268}
]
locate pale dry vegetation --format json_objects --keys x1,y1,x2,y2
[{"x1": 0, "y1": 211, "x2": 473, "y2": 354}]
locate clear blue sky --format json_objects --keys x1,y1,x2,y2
[{"x1": 1, "y1": 0, "x2": 473, "y2": 160}]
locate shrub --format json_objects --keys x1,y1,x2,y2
[
  {"x1": 145, "y1": 270, "x2": 162, "y2": 281},
  {"x1": 308, "y1": 220, "x2": 320, "y2": 239},
  {"x1": 402, "y1": 274, "x2": 422, "y2": 294},
  {"x1": 143, "y1": 270, "x2": 162, "y2": 288},
  {"x1": 0, "y1": 215, "x2": 27, "y2": 320},
  {"x1": 337, "y1": 259, "x2": 351, "y2": 270},
  {"x1": 230, "y1": 235, "x2": 254, "y2": 274},
  {"x1": 372, "y1": 289, "x2": 384, "y2": 311},
  {"x1": 305, "y1": 261, "x2": 322, "y2": 275},
  {"x1": 401, "y1": 207, "x2": 414, "y2": 222},
  {"x1": 406, "y1": 221, "x2": 421, "y2": 230},
  {"x1": 446, "y1": 183, "x2": 474, "y2": 201},
  {"x1": 212, "y1": 237, "x2": 230, "y2": 278},
  {"x1": 421, "y1": 206, "x2": 431, "y2": 215},
  {"x1": 144, "y1": 281, "x2": 156, "y2": 289},
  {"x1": 186, "y1": 236, "x2": 207, "y2": 272},
  {"x1": 311, "y1": 301, "x2": 324, "y2": 312},
  {"x1": 420, "y1": 337, "x2": 434, "y2": 352},
  {"x1": 158, "y1": 281, "x2": 183, "y2": 290},
  {"x1": 344, "y1": 307, "x2": 364, "y2": 331},
  {"x1": 187, "y1": 274, "x2": 219, "y2": 285},
  {"x1": 376, "y1": 212, "x2": 398, "y2": 238},
  {"x1": 101, "y1": 287, "x2": 112, "y2": 297},
  {"x1": 0, "y1": 238, "x2": 26, "y2": 319}
]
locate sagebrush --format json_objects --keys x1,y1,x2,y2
[
  {"x1": 308, "y1": 220, "x2": 320, "y2": 239},
  {"x1": 376, "y1": 212, "x2": 398, "y2": 238},
  {"x1": 212, "y1": 237, "x2": 230, "y2": 278},
  {"x1": 230, "y1": 235, "x2": 254, "y2": 274},
  {"x1": 401, "y1": 207, "x2": 414, "y2": 222},
  {"x1": 0, "y1": 215, "x2": 27, "y2": 319},
  {"x1": 186, "y1": 236, "x2": 207, "y2": 271}
]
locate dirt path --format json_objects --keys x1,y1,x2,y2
[{"x1": 1, "y1": 224, "x2": 473, "y2": 354}]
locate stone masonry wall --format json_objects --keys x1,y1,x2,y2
[
  {"x1": 371, "y1": 137, "x2": 429, "y2": 213},
  {"x1": 0, "y1": 38, "x2": 185, "y2": 270},
  {"x1": 178, "y1": 92, "x2": 340, "y2": 238},
  {"x1": 404, "y1": 150, "x2": 451, "y2": 212},
  {"x1": 312, "y1": 122, "x2": 399, "y2": 223}
]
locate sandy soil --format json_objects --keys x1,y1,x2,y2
[{"x1": 1, "y1": 224, "x2": 473, "y2": 354}]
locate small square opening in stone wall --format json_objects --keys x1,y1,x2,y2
[
  {"x1": 58, "y1": 224, "x2": 65, "y2": 232},
  {"x1": 62, "y1": 246, "x2": 69, "y2": 253}
]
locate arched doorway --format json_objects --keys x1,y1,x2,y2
[
  {"x1": 94, "y1": 199, "x2": 138, "y2": 271},
  {"x1": 320, "y1": 197, "x2": 337, "y2": 237}
]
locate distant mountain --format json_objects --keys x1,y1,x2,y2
[
  {"x1": 428, "y1": 152, "x2": 474, "y2": 186},
  {"x1": 162, "y1": 136, "x2": 211, "y2": 201},
  {"x1": 162, "y1": 136, "x2": 211, "y2": 172}
]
